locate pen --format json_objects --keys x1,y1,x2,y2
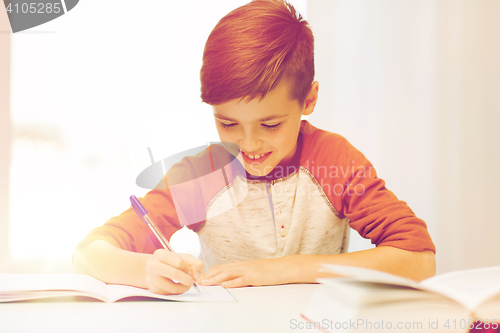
[{"x1": 130, "y1": 195, "x2": 201, "y2": 292}]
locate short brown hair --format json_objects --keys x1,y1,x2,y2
[{"x1": 200, "y1": 0, "x2": 314, "y2": 105}]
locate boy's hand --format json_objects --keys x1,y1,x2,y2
[
  {"x1": 199, "y1": 256, "x2": 295, "y2": 288},
  {"x1": 145, "y1": 249, "x2": 204, "y2": 295}
]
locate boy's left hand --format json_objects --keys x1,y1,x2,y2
[{"x1": 199, "y1": 256, "x2": 296, "y2": 288}]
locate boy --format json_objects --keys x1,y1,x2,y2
[{"x1": 73, "y1": 0, "x2": 435, "y2": 295}]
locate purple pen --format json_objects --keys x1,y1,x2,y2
[{"x1": 130, "y1": 195, "x2": 201, "y2": 292}]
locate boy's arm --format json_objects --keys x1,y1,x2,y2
[
  {"x1": 73, "y1": 239, "x2": 204, "y2": 294},
  {"x1": 291, "y1": 246, "x2": 436, "y2": 282},
  {"x1": 73, "y1": 240, "x2": 150, "y2": 288},
  {"x1": 199, "y1": 246, "x2": 435, "y2": 288},
  {"x1": 73, "y1": 148, "x2": 222, "y2": 293}
]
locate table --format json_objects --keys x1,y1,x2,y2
[{"x1": 0, "y1": 284, "x2": 319, "y2": 333}]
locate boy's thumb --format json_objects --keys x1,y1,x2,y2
[{"x1": 179, "y1": 254, "x2": 205, "y2": 272}]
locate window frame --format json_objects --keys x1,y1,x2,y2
[{"x1": 0, "y1": 11, "x2": 11, "y2": 268}]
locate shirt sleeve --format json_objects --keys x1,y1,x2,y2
[
  {"x1": 300, "y1": 123, "x2": 436, "y2": 254},
  {"x1": 73, "y1": 143, "x2": 239, "y2": 257},
  {"x1": 339, "y1": 138, "x2": 436, "y2": 253},
  {"x1": 73, "y1": 178, "x2": 185, "y2": 255}
]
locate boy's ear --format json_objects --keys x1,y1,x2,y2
[{"x1": 303, "y1": 81, "x2": 319, "y2": 116}]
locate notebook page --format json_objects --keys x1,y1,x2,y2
[
  {"x1": 105, "y1": 284, "x2": 236, "y2": 302},
  {"x1": 0, "y1": 290, "x2": 101, "y2": 302},
  {"x1": 0, "y1": 273, "x2": 107, "y2": 298}
]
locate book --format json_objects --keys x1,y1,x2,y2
[
  {"x1": 0, "y1": 273, "x2": 236, "y2": 303},
  {"x1": 301, "y1": 264, "x2": 500, "y2": 333}
]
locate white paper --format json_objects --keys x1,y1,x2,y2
[
  {"x1": 0, "y1": 273, "x2": 236, "y2": 303},
  {"x1": 319, "y1": 264, "x2": 500, "y2": 311},
  {"x1": 420, "y1": 266, "x2": 500, "y2": 311},
  {"x1": 320, "y1": 264, "x2": 419, "y2": 287},
  {"x1": 105, "y1": 284, "x2": 236, "y2": 302}
]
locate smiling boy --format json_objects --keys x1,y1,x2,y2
[
  {"x1": 213, "y1": 81, "x2": 309, "y2": 178},
  {"x1": 74, "y1": 0, "x2": 435, "y2": 295}
]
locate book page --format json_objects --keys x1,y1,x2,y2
[
  {"x1": 316, "y1": 278, "x2": 445, "y2": 305},
  {"x1": 105, "y1": 284, "x2": 236, "y2": 303},
  {"x1": 321, "y1": 264, "x2": 500, "y2": 311},
  {"x1": 320, "y1": 264, "x2": 419, "y2": 288},
  {"x1": 475, "y1": 294, "x2": 500, "y2": 319},
  {"x1": 420, "y1": 266, "x2": 500, "y2": 311},
  {"x1": 303, "y1": 286, "x2": 470, "y2": 333}
]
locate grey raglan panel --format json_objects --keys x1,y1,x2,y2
[{"x1": 198, "y1": 168, "x2": 349, "y2": 270}]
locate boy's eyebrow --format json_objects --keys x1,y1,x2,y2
[{"x1": 213, "y1": 114, "x2": 287, "y2": 122}]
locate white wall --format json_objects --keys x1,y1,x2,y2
[
  {"x1": 4, "y1": 0, "x2": 253, "y2": 271},
  {"x1": 0, "y1": 5, "x2": 11, "y2": 266},
  {"x1": 308, "y1": 0, "x2": 500, "y2": 273},
  {"x1": 2, "y1": 0, "x2": 309, "y2": 272}
]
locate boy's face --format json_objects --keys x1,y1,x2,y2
[{"x1": 212, "y1": 81, "x2": 318, "y2": 177}]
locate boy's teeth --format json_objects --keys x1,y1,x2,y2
[{"x1": 245, "y1": 152, "x2": 266, "y2": 159}]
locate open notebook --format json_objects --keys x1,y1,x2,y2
[{"x1": 0, "y1": 273, "x2": 236, "y2": 303}]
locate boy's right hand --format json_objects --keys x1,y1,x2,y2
[{"x1": 145, "y1": 249, "x2": 204, "y2": 295}]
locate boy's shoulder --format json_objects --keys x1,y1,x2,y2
[{"x1": 299, "y1": 120, "x2": 364, "y2": 164}]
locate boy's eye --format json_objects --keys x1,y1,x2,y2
[
  {"x1": 219, "y1": 122, "x2": 281, "y2": 130},
  {"x1": 220, "y1": 122, "x2": 237, "y2": 129},
  {"x1": 262, "y1": 123, "x2": 281, "y2": 130}
]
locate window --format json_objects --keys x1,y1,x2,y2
[{"x1": 5, "y1": 0, "x2": 308, "y2": 271}]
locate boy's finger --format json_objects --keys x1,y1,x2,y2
[
  {"x1": 191, "y1": 259, "x2": 205, "y2": 274},
  {"x1": 178, "y1": 254, "x2": 205, "y2": 274},
  {"x1": 164, "y1": 264, "x2": 195, "y2": 287},
  {"x1": 194, "y1": 271, "x2": 201, "y2": 283},
  {"x1": 191, "y1": 260, "x2": 205, "y2": 283},
  {"x1": 153, "y1": 249, "x2": 190, "y2": 272},
  {"x1": 148, "y1": 258, "x2": 194, "y2": 287},
  {"x1": 201, "y1": 271, "x2": 233, "y2": 286},
  {"x1": 221, "y1": 277, "x2": 246, "y2": 288},
  {"x1": 148, "y1": 274, "x2": 190, "y2": 295},
  {"x1": 200, "y1": 265, "x2": 223, "y2": 280}
]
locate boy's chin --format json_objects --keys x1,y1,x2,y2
[
  {"x1": 244, "y1": 164, "x2": 276, "y2": 177},
  {"x1": 236, "y1": 154, "x2": 275, "y2": 177}
]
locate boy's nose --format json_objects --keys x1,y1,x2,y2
[{"x1": 239, "y1": 129, "x2": 263, "y2": 152}]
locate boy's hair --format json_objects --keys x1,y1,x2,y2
[{"x1": 200, "y1": 0, "x2": 314, "y2": 106}]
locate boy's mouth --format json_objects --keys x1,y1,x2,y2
[{"x1": 242, "y1": 151, "x2": 271, "y2": 163}]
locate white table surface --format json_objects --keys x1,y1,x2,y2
[{"x1": 0, "y1": 284, "x2": 319, "y2": 333}]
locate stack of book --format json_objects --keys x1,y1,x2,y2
[{"x1": 302, "y1": 265, "x2": 500, "y2": 333}]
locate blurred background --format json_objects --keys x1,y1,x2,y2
[{"x1": 0, "y1": 0, "x2": 498, "y2": 274}]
